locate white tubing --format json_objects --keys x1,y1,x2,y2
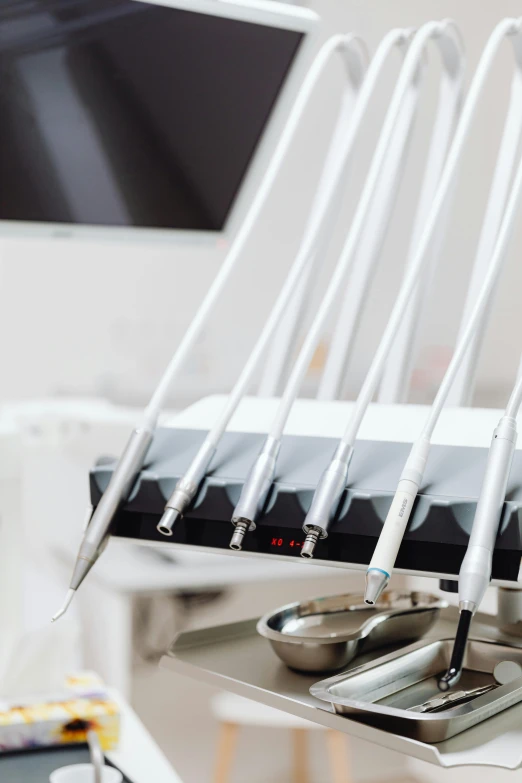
[
  {"x1": 506, "y1": 372, "x2": 522, "y2": 417},
  {"x1": 421, "y1": 140, "x2": 522, "y2": 441},
  {"x1": 377, "y1": 75, "x2": 464, "y2": 404},
  {"x1": 158, "y1": 32, "x2": 408, "y2": 529},
  {"x1": 203, "y1": 30, "x2": 410, "y2": 447},
  {"x1": 447, "y1": 43, "x2": 522, "y2": 407},
  {"x1": 321, "y1": 38, "x2": 464, "y2": 403},
  {"x1": 142, "y1": 33, "x2": 368, "y2": 428},
  {"x1": 317, "y1": 78, "x2": 421, "y2": 401},
  {"x1": 258, "y1": 82, "x2": 364, "y2": 397},
  {"x1": 369, "y1": 131, "x2": 522, "y2": 588},
  {"x1": 270, "y1": 20, "x2": 464, "y2": 442},
  {"x1": 367, "y1": 18, "x2": 522, "y2": 595},
  {"x1": 343, "y1": 19, "x2": 519, "y2": 449}
]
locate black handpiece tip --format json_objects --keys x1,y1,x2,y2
[
  {"x1": 438, "y1": 609, "x2": 473, "y2": 692},
  {"x1": 438, "y1": 668, "x2": 459, "y2": 692}
]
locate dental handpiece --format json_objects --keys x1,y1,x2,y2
[
  {"x1": 439, "y1": 383, "x2": 521, "y2": 691},
  {"x1": 363, "y1": 17, "x2": 522, "y2": 607},
  {"x1": 52, "y1": 426, "x2": 153, "y2": 621}
]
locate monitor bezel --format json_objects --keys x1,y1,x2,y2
[{"x1": 0, "y1": 0, "x2": 319, "y2": 245}]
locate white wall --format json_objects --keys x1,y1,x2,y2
[{"x1": 2, "y1": 0, "x2": 522, "y2": 410}]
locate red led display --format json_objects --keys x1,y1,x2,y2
[{"x1": 270, "y1": 537, "x2": 303, "y2": 548}]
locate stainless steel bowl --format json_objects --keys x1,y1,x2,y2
[{"x1": 257, "y1": 591, "x2": 446, "y2": 673}]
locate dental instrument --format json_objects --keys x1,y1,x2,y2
[
  {"x1": 156, "y1": 29, "x2": 413, "y2": 538},
  {"x1": 228, "y1": 20, "x2": 464, "y2": 553},
  {"x1": 295, "y1": 17, "x2": 521, "y2": 564},
  {"x1": 410, "y1": 659, "x2": 522, "y2": 711},
  {"x1": 381, "y1": 41, "x2": 522, "y2": 405},
  {"x1": 52, "y1": 30, "x2": 367, "y2": 622},
  {"x1": 365, "y1": 19, "x2": 522, "y2": 607},
  {"x1": 438, "y1": 375, "x2": 522, "y2": 691}
]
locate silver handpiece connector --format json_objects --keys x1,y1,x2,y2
[
  {"x1": 301, "y1": 442, "x2": 353, "y2": 559},
  {"x1": 230, "y1": 437, "x2": 281, "y2": 550},
  {"x1": 157, "y1": 439, "x2": 217, "y2": 536}
]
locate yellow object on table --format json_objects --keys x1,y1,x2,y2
[{"x1": 0, "y1": 672, "x2": 120, "y2": 753}]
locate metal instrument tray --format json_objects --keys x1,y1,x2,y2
[
  {"x1": 160, "y1": 606, "x2": 522, "y2": 769},
  {"x1": 311, "y1": 638, "x2": 522, "y2": 742},
  {"x1": 257, "y1": 591, "x2": 445, "y2": 672}
]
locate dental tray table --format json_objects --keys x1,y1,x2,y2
[
  {"x1": 160, "y1": 605, "x2": 522, "y2": 770},
  {"x1": 0, "y1": 745, "x2": 133, "y2": 781},
  {"x1": 96, "y1": 426, "x2": 522, "y2": 583}
]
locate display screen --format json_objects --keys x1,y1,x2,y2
[{"x1": 0, "y1": 0, "x2": 304, "y2": 231}]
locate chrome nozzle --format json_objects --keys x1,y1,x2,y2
[
  {"x1": 160, "y1": 440, "x2": 217, "y2": 536},
  {"x1": 157, "y1": 507, "x2": 180, "y2": 537},
  {"x1": 301, "y1": 528, "x2": 320, "y2": 559},
  {"x1": 364, "y1": 569, "x2": 389, "y2": 605},
  {"x1": 230, "y1": 519, "x2": 250, "y2": 551}
]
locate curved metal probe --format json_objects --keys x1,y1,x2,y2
[
  {"x1": 438, "y1": 609, "x2": 473, "y2": 691},
  {"x1": 51, "y1": 589, "x2": 75, "y2": 623}
]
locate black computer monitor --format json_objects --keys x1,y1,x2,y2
[{"x1": 0, "y1": 0, "x2": 318, "y2": 241}]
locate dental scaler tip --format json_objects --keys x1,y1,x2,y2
[
  {"x1": 51, "y1": 589, "x2": 76, "y2": 623},
  {"x1": 364, "y1": 568, "x2": 389, "y2": 605}
]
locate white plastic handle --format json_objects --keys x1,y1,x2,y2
[{"x1": 368, "y1": 480, "x2": 418, "y2": 576}]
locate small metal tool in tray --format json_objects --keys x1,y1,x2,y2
[
  {"x1": 311, "y1": 638, "x2": 522, "y2": 742},
  {"x1": 257, "y1": 591, "x2": 445, "y2": 673}
]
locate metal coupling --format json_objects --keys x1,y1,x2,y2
[
  {"x1": 302, "y1": 442, "x2": 352, "y2": 537},
  {"x1": 301, "y1": 526, "x2": 321, "y2": 559},
  {"x1": 158, "y1": 440, "x2": 216, "y2": 536},
  {"x1": 231, "y1": 437, "x2": 281, "y2": 531},
  {"x1": 230, "y1": 520, "x2": 250, "y2": 551}
]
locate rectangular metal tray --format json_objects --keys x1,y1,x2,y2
[
  {"x1": 311, "y1": 638, "x2": 522, "y2": 742},
  {"x1": 160, "y1": 606, "x2": 522, "y2": 770}
]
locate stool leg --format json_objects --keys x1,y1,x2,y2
[
  {"x1": 292, "y1": 728, "x2": 309, "y2": 783},
  {"x1": 213, "y1": 722, "x2": 238, "y2": 783},
  {"x1": 326, "y1": 730, "x2": 351, "y2": 783}
]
